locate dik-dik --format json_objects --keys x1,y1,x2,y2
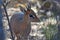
[{"x1": 10, "y1": 5, "x2": 40, "y2": 40}]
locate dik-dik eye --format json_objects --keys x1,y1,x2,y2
[{"x1": 29, "y1": 14, "x2": 35, "y2": 19}]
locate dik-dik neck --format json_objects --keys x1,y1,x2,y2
[{"x1": 24, "y1": 13, "x2": 30, "y2": 24}]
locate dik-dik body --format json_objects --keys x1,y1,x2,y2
[{"x1": 10, "y1": 6, "x2": 40, "y2": 40}]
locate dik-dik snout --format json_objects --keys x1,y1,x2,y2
[
  {"x1": 29, "y1": 10, "x2": 40, "y2": 22},
  {"x1": 10, "y1": 4, "x2": 40, "y2": 40}
]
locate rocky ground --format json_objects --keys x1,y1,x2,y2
[{"x1": 2, "y1": 7, "x2": 46, "y2": 40}]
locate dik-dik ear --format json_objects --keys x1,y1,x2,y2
[{"x1": 20, "y1": 6, "x2": 26, "y2": 13}]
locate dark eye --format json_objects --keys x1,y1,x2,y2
[{"x1": 29, "y1": 14, "x2": 35, "y2": 19}]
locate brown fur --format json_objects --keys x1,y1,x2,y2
[{"x1": 10, "y1": 9, "x2": 39, "y2": 40}]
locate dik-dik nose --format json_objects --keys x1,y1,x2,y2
[{"x1": 31, "y1": 17, "x2": 40, "y2": 22}]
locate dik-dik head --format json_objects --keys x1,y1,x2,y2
[{"x1": 20, "y1": 3, "x2": 40, "y2": 22}]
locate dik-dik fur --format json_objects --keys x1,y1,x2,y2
[{"x1": 10, "y1": 5, "x2": 40, "y2": 40}]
